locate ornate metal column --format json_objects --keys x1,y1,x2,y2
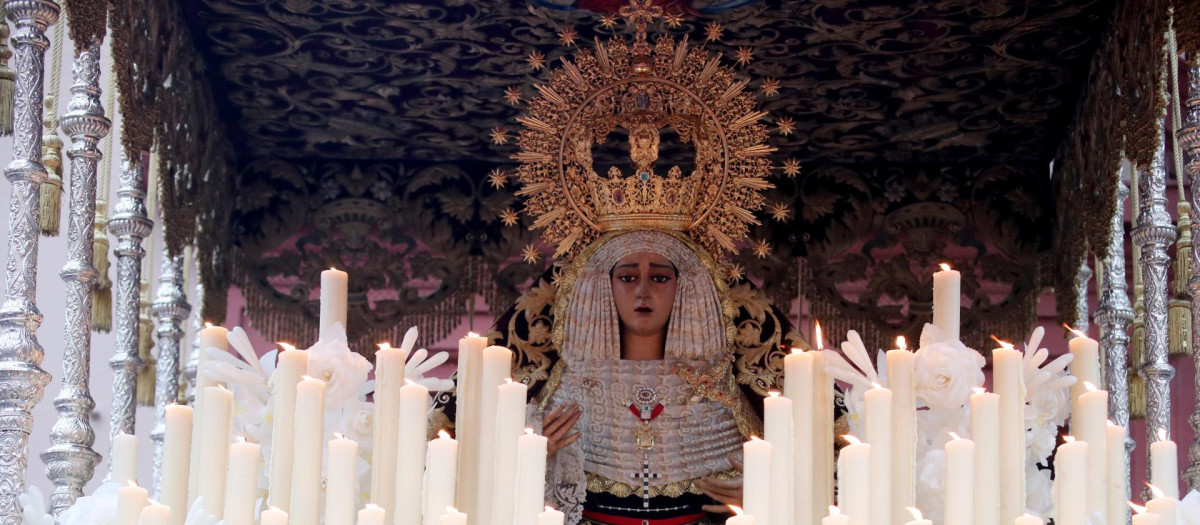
[
  {"x1": 1095, "y1": 180, "x2": 1135, "y2": 511},
  {"x1": 107, "y1": 150, "x2": 151, "y2": 442},
  {"x1": 0, "y1": 1, "x2": 57, "y2": 520},
  {"x1": 1133, "y1": 137, "x2": 1178, "y2": 483},
  {"x1": 39, "y1": 33, "x2": 106, "y2": 515},
  {"x1": 1180, "y1": 61, "x2": 1200, "y2": 493},
  {"x1": 150, "y1": 253, "x2": 188, "y2": 495}
]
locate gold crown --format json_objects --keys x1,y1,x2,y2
[{"x1": 513, "y1": 0, "x2": 775, "y2": 260}]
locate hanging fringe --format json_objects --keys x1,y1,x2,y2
[
  {"x1": 135, "y1": 313, "x2": 155, "y2": 406},
  {"x1": 39, "y1": 128, "x2": 63, "y2": 236},
  {"x1": 91, "y1": 217, "x2": 112, "y2": 332},
  {"x1": 0, "y1": 10, "x2": 13, "y2": 137},
  {"x1": 1130, "y1": 316, "x2": 1146, "y2": 419},
  {"x1": 1128, "y1": 369, "x2": 1146, "y2": 420}
]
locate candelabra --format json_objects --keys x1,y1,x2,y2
[
  {"x1": 40, "y1": 34, "x2": 106, "y2": 515},
  {"x1": 0, "y1": 1, "x2": 58, "y2": 521},
  {"x1": 107, "y1": 150, "x2": 151, "y2": 443},
  {"x1": 150, "y1": 253, "x2": 189, "y2": 496},
  {"x1": 1181, "y1": 61, "x2": 1200, "y2": 493}
]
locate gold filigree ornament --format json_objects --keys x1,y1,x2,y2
[{"x1": 512, "y1": 0, "x2": 776, "y2": 266}]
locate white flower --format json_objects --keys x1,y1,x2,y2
[
  {"x1": 332, "y1": 399, "x2": 376, "y2": 459},
  {"x1": 1027, "y1": 463, "x2": 1054, "y2": 518},
  {"x1": 58, "y1": 481, "x2": 120, "y2": 525},
  {"x1": 1180, "y1": 490, "x2": 1200, "y2": 525},
  {"x1": 19, "y1": 485, "x2": 53, "y2": 525},
  {"x1": 307, "y1": 337, "x2": 373, "y2": 409},
  {"x1": 913, "y1": 337, "x2": 985, "y2": 412},
  {"x1": 1027, "y1": 382, "x2": 1070, "y2": 430},
  {"x1": 183, "y1": 498, "x2": 220, "y2": 525},
  {"x1": 1026, "y1": 423, "x2": 1059, "y2": 463},
  {"x1": 914, "y1": 449, "x2": 947, "y2": 525}
]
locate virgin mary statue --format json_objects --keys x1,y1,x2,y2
[{"x1": 473, "y1": 2, "x2": 827, "y2": 523}]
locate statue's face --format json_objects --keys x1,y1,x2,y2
[{"x1": 611, "y1": 252, "x2": 678, "y2": 337}]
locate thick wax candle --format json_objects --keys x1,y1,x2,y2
[
  {"x1": 161, "y1": 405, "x2": 192, "y2": 525},
  {"x1": 319, "y1": 267, "x2": 348, "y2": 341},
  {"x1": 111, "y1": 433, "x2": 139, "y2": 485},
  {"x1": 823, "y1": 506, "x2": 851, "y2": 525},
  {"x1": 837, "y1": 436, "x2": 870, "y2": 525},
  {"x1": 371, "y1": 342, "x2": 403, "y2": 519},
  {"x1": 188, "y1": 323, "x2": 227, "y2": 506},
  {"x1": 813, "y1": 325, "x2": 836, "y2": 515},
  {"x1": 1108, "y1": 423, "x2": 1130, "y2": 525},
  {"x1": 425, "y1": 431, "x2": 460, "y2": 525},
  {"x1": 137, "y1": 502, "x2": 170, "y2": 525},
  {"x1": 992, "y1": 339, "x2": 1026, "y2": 523},
  {"x1": 268, "y1": 343, "x2": 306, "y2": 510},
  {"x1": 117, "y1": 483, "x2": 149, "y2": 525},
  {"x1": 971, "y1": 388, "x2": 1001, "y2": 525},
  {"x1": 784, "y1": 349, "x2": 815, "y2": 524},
  {"x1": 222, "y1": 438, "x2": 261, "y2": 525},
  {"x1": 195, "y1": 386, "x2": 233, "y2": 517},
  {"x1": 537, "y1": 506, "x2": 565, "y2": 525},
  {"x1": 454, "y1": 332, "x2": 488, "y2": 523},
  {"x1": 395, "y1": 379, "x2": 430, "y2": 525},
  {"x1": 491, "y1": 379, "x2": 529, "y2": 524},
  {"x1": 743, "y1": 437, "x2": 773, "y2": 524},
  {"x1": 887, "y1": 341, "x2": 916, "y2": 525},
  {"x1": 1075, "y1": 383, "x2": 1109, "y2": 520},
  {"x1": 1055, "y1": 437, "x2": 1089, "y2": 525},
  {"x1": 290, "y1": 377, "x2": 326, "y2": 525},
  {"x1": 1150, "y1": 429, "x2": 1179, "y2": 500},
  {"x1": 1065, "y1": 328, "x2": 1100, "y2": 434},
  {"x1": 1130, "y1": 503, "x2": 1162, "y2": 525},
  {"x1": 260, "y1": 507, "x2": 289, "y2": 525},
  {"x1": 474, "y1": 345, "x2": 512, "y2": 525},
  {"x1": 326, "y1": 434, "x2": 359, "y2": 525},
  {"x1": 943, "y1": 434, "x2": 975, "y2": 525},
  {"x1": 932, "y1": 263, "x2": 960, "y2": 342},
  {"x1": 356, "y1": 504, "x2": 385, "y2": 525},
  {"x1": 1146, "y1": 484, "x2": 1177, "y2": 525},
  {"x1": 864, "y1": 385, "x2": 892, "y2": 525},
  {"x1": 516, "y1": 429, "x2": 549, "y2": 525},
  {"x1": 763, "y1": 392, "x2": 794, "y2": 525}
]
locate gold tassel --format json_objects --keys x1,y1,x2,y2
[
  {"x1": 39, "y1": 118, "x2": 63, "y2": 236},
  {"x1": 0, "y1": 10, "x2": 14, "y2": 137},
  {"x1": 91, "y1": 214, "x2": 112, "y2": 332},
  {"x1": 92, "y1": 279, "x2": 111, "y2": 332},
  {"x1": 1129, "y1": 369, "x2": 1146, "y2": 420},
  {"x1": 135, "y1": 313, "x2": 155, "y2": 406}
]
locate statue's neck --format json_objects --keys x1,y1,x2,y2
[{"x1": 620, "y1": 325, "x2": 666, "y2": 360}]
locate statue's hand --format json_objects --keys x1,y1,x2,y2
[
  {"x1": 697, "y1": 455, "x2": 743, "y2": 514},
  {"x1": 543, "y1": 402, "x2": 582, "y2": 456}
]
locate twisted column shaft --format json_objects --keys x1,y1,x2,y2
[
  {"x1": 150, "y1": 253, "x2": 188, "y2": 496},
  {"x1": 107, "y1": 151, "x2": 151, "y2": 445},
  {"x1": 40, "y1": 36, "x2": 106, "y2": 515},
  {"x1": 0, "y1": 1, "x2": 57, "y2": 521},
  {"x1": 1180, "y1": 61, "x2": 1200, "y2": 493}
]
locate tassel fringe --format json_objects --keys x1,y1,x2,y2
[
  {"x1": 0, "y1": 16, "x2": 13, "y2": 137},
  {"x1": 92, "y1": 281, "x2": 111, "y2": 332},
  {"x1": 135, "y1": 316, "x2": 156, "y2": 406},
  {"x1": 1128, "y1": 370, "x2": 1146, "y2": 420},
  {"x1": 38, "y1": 174, "x2": 62, "y2": 236}
]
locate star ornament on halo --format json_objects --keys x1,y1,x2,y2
[
  {"x1": 488, "y1": 168, "x2": 509, "y2": 189},
  {"x1": 600, "y1": 13, "x2": 619, "y2": 29},
  {"x1": 782, "y1": 158, "x2": 801, "y2": 177},
  {"x1": 504, "y1": 86, "x2": 523, "y2": 105},
  {"x1": 522, "y1": 243, "x2": 542, "y2": 264},
  {"x1": 490, "y1": 127, "x2": 510, "y2": 145},
  {"x1": 725, "y1": 263, "x2": 745, "y2": 282},
  {"x1": 499, "y1": 208, "x2": 520, "y2": 227},
  {"x1": 761, "y1": 77, "x2": 780, "y2": 97},
  {"x1": 735, "y1": 46, "x2": 754, "y2": 67},
  {"x1": 776, "y1": 116, "x2": 796, "y2": 136},
  {"x1": 752, "y1": 239, "x2": 771, "y2": 259},
  {"x1": 768, "y1": 202, "x2": 791, "y2": 222},
  {"x1": 558, "y1": 27, "x2": 579, "y2": 47},
  {"x1": 527, "y1": 50, "x2": 546, "y2": 71},
  {"x1": 664, "y1": 12, "x2": 684, "y2": 28}
]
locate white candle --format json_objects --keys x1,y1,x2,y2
[
  {"x1": 971, "y1": 388, "x2": 1000, "y2": 525},
  {"x1": 943, "y1": 433, "x2": 975, "y2": 525},
  {"x1": 837, "y1": 435, "x2": 870, "y2": 525},
  {"x1": 222, "y1": 438, "x2": 260, "y2": 525},
  {"x1": 992, "y1": 339, "x2": 1026, "y2": 524},
  {"x1": 356, "y1": 504, "x2": 385, "y2": 525},
  {"x1": 1133, "y1": 502, "x2": 1165, "y2": 525},
  {"x1": 743, "y1": 437, "x2": 773, "y2": 524},
  {"x1": 137, "y1": 502, "x2": 170, "y2": 525},
  {"x1": 161, "y1": 405, "x2": 192, "y2": 525},
  {"x1": 268, "y1": 343, "x2": 307, "y2": 510},
  {"x1": 111, "y1": 432, "x2": 138, "y2": 485},
  {"x1": 395, "y1": 380, "x2": 430, "y2": 525},
  {"x1": 454, "y1": 332, "x2": 488, "y2": 522},
  {"x1": 903, "y1": 507, "x2": 931, "y2": 525},
  {"x1": 1054, "y1": 437, "x2": 1088, "y2": 525},
  {"x1": 1066, "y1": 328, "x2": 1100, "y2": 435},
  {"x1": 195, "y1": 386, "x2": 233, "y2": 517},
  {"x1": 516, "y1": 429, "x2": 549, "y2": 525},
  {"x1": 812, "y1": 324, "x2": 836, "y2": 514},
  {"x1": 189, "y1": 323, "x2": 227, "y2": 505},
  {"x1": 537, "y1": 506, "x2": 565, "y2": 525},
  {"x1": 1150, "y1": 428, "x2": 1179, "y2": 500},
  {"x1": 726, "y1": 505, "x2": 755, "y2": 525},
  {"x1": 886, "y1": 340, "x2": 916, "y2": 525},
  {"x1": 326, "y1": 434, "x2": 359, "y2": 525},
  {"x1": 1014, "y1": 514, "x2": 1045, "y2": 525},
  {"x1": 118, "y1": 482, "x2": 149, "y2": 525},
  {"x1": 319, "y1": 267, "x2": 348, "y2": 341},
  {"x1": 290, "y1": 377, "x2": 326, "y2": 525},
  {"x1": 1108, "y1": 423, "x2": 1130, "y2": 525},
  {"x1": 763, "y1": 392, "x2": 794, "y2": 525},
  {"x1": 864, "y1": 385, "x2": 891, "y2": 525},
  {"x1": 474, "y1": 345, "x2": 512, "y2": 525},
  {"x1": 371, "y1": 342, "x2": 403, "y2": 519},
  {"x1": 823, "y1": 506, "x2": 851, "y2": 525},
  {"x1": 441, "y1": 507, "x2": 469, "y2": 525},
  {"x1": 491, "y1": 379, "x2": 528, "y2": 524},
  {"x1": 1146, "y1": 484, "x2": 1178, "y2": 525},
  {"x1": 932, "y1": 263, "x2": 960, "y2": 342},
  {"x1": 1075, "y1": 383, "x2": 1109, "y2": 520},
  {"x1": 261, "y1": 507, "x2": 289, "y2": 525},
  {"x1": 784, "y1": 349, "x2": 816, "y2": 524},
  {"x1": 424, "y1": 430, "x2": 460, "y2": 525}
]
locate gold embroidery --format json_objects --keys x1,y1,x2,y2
[{"x1": 586, "y1": 469, "x2": 741, "y2": 499}]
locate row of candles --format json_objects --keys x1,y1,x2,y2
[
  {"x1": 726, "y1": 264, "x2": 1183, "y2": 524},
  {"x1": 103, "y1": 268, "x2": 566, "y2": 525}
]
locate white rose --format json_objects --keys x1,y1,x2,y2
[
  {"x1": 333, "y1": 400, "x2": 376, "y2": 458},
  {"x1": 1026, "y1": 463, "x2": 1054, "y2": 519},
  {"x1": 914, "y1": 449, "x2": 947, "y2": 525},
  {"x1": 306, "y1": 338, "x2": 373, "y2": 408},
  {"x1": 1026, "y1": 423, "x2": 1059, "y2": 464},
  {"x1": 58, "y1": 482, "x2": 119, "y2": 525},
  {"x1": 1027, "y1": 378, "x2": 1071, "y2": 428},
  {"x1": 913, "y1": 341, "x2": 985, "y2": 412}
]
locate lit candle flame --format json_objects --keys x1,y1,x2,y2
[
  {"x1": 205, "y1": 321, "x2": 214, "y2": 329},
  {"x1": 437, "y1": 429, "x2": 452, "y2": 440},
  {"x1": 544, "y1": 506, "x2": 557, "y2": 513},
  {"x1": 467, "y1": 331, "x2": 479, "y2": 338},
  {"x1": 524, "y1": 428, "x2": 535, "y2": 435},
  {"x1": 447, "y1": 507, "x2": 460, "y2": 514},
  {"x1": 1083, "y1": 381, "x2": 1097, "y2": 392},
  {"x1": 1062, "y1": 323, "x2": 1089, "y2": 339},
  {"x1": 843, "y1": 434, "x2": 861, "y2": 445},
  {"x1": 1147, "y1": 483, "x2": 1165, "y2": 499},
  {"x1": 939, "y1": 263, "x2": 952, "y2": 271},
  {"x1": 364, "y1": 503, "x2": 381, "y2": 511},
  {"x1": 404, "y1": 378, "x2": 416, "y2": 386},
  {"x1": 949, "y1": 432, "x2": 963, "y2": 440},
  {"x1": 1129, "y1": 502, "x2": 1147, "y2": 515},
  {"x1": 907, "y1": 507, "x2": 923, "y2": 521},
  {"x1": 334, "y1": 432, "x2": 346, "y2": 440},
  {"x1": 278, "y1": 342, "x2": 295, "y2": 352},
  {"x1": 126, "y1": 481, "x2": 138, "y2": 488},
  {"x1": 828, "y1": 506, "x2": 842, "y2": 517},
  {"x1": 729, "y1": 505, "x2": 745, "y2": 516},
  {"x1": 896, "y1": 335, "x2": 907, "y2": 350},
  {"x1": 871, "y1": 382, "x2": 884, "y2": 389},
  {"x1": 1157, "y1": 427, "x2": 1169, "y2": 441},
  {"x1": 236, "y1": 435, "x2": 247, "y2": 443},
  {"x1": 790, "y1": 346, "x2": 800, "y2": 355},
  {"x1": 815, "y1": 321, "x2": 824, "y2": 351},
  {"x1": 990, "y1": 335, "x2": 1015, "y2": 351},
  {"x1": 329, "y1": 266, "x2": 338, "y2": 272},
  {"x1": 268, "y1": 506, "x2": 285, "y2": 513},
  {"x1": 301, "y1": 375, "x2": 314, "y2": 381},
  {"x1": 972, "y1": 387, "x2": 986, "y2": 395},
  {"x1": 504, "y1": 378, "x2": 514, "y2": 384},
  {"x1": 750, "y1": 435, "x2": 763, "y2": 442},
  {"x1": 769, "y1": 391, "x2": 781, "y2": 398},
  {"x1": 378, "y1": 342, "x2": 392, "y2": 351},
  {"x1": 1064, "y1": 435, "x2": 1076, "y2": 443}
]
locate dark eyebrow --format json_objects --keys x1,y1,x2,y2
[
  {"x1": 649, "y1": 263, "x2": 674, "y2": 270},
  {"x1": 613, "y1": 263, "x2": 640, "y2": 270}
]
